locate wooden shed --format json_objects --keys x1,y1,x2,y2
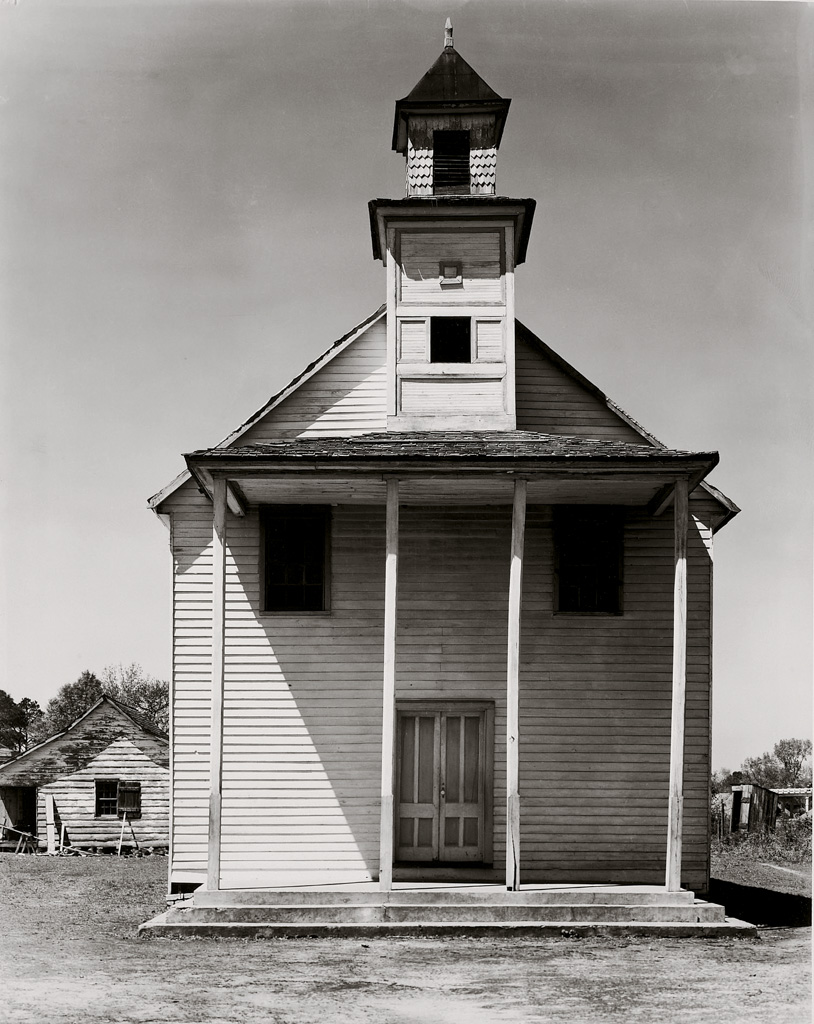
[
  {"x1": 0, "y1": 696, "x2": 169, "y2": 852},
  {"x1": 144, "y1": 27, "x2": 744, "y2": 934}
]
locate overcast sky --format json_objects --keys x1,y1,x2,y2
[{"x1": 1, "y1": 0, "x2": 811, "y2": 769}]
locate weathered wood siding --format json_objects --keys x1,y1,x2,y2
[
  {"x1": 405, "y1": 114, "x2": 497, "y2": 197},
  {"x1": 238, "y1": 319, "x2": 387, "y2": 443},
  {"x1": 400, "y1": 378, "x2": 505, "y2": 416},
  {"x1": 399, "y1": 231, "x2": 503, "y2": 305},
  {"x1": 37, "y1": 738, "x2": 169, "y2": 848},
  {"x1": 515, "y1": 332, "x2": 647, "y2": 442},
  {"x1": 166, "y1": 493, "x2": 711, "y2": 890},
  {"x1": 0, "y1": 701, "x2": 168, "y2": 787}
]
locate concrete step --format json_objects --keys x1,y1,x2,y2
[
  {"x1": 140, "y1": 914, "x2": 756, "y2": 940},
  {"x1": 193, "y1": 887, "x2": 697, "y2": 908},
  {"x1": 162, "y1": 900, "x2": 727, "y2": 925}
]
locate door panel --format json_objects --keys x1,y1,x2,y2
[{"x1": 396, "y1": 704, "x2": 491, "y2": 864}]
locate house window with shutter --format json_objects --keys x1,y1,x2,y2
[
  {"x1": 261, "y1": 505, "x2": 331, "y2": 612},
  {"x1": 117, "y1": 781, "x2": 142, "y2": 820},
  {"x1": 95, "y1": 780, "x2": 119, "y2": 817},
  {"x1": 554, "y1": 506, "x2": 623, "y2": 614},
  {"x1": 433, "y1": 130, "x2": 470, "y2": 194}
]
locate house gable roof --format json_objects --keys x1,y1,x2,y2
[{"x1": 0, "y1": 695, "x2": 168, "y2": 784}]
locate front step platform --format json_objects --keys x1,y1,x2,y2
[{"x1": 140, "y1": 884, "x2": 756, "y2": 938}]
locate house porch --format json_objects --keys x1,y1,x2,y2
[{"x1": 178, "y1": 435, "x2": 717, "y2": 898}]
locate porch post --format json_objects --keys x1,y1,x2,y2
[
  {"x1": 506, "y1": 478, "x2": 527, "y2": 890},
  {"x1": 207, "y1": 476, "x2": 227, "y2": 891},
  {"x1": 379, "y1": 478, "x2": 399, "y2": 891},
  {"x1": 666, "y1": 477, "x2": 689, "y2": 891}
]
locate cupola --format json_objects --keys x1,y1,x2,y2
[{"x1": 392, "y1": 20, "x2": 511, "y2": 197}]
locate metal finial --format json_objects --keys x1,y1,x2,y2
[{"x1": 444, "y1": 18, "x2": 453, "y2": 49}]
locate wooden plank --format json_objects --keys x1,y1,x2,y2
[
  {"x1": 207, "y1": 477, "x2": 227, "y2": 890},
  {"x1": 379, "y1": 478, "x2": 399, "y2": 891},
  {"x1": 506, "y1": 478, "x2": 526, "y2": 890},
  {"x1": 666, "y1": 476, "x2": 689, "y2": 891},
  {"x1": 45, "y1": 793, "x2": 56, "y2": 854}
]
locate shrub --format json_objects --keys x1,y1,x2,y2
[{"x1": 714, "y1": 812, "x2": 812, "y2": 864}]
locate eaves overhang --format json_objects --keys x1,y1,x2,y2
[
  {"x1": 368, "y1": 196, "x2": 536, "y2": 265},
  {"x1": 392, "y1": 99, "x2": 511, "y2": 153},
  {"x1": 185, "y1": 433, "x2": 719, "y2": 498}
]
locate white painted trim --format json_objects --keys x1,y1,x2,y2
[
  {"x1": 506, "y1": 478, "x2": 526, "y2": 891},
  {"x1": 379, "y1": 478, "x2": 399, "y2": 891},
  {"x1": 666, "y1": 477, "x2": 689, "y2": 891}
]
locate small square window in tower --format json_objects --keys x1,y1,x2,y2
[
  {"x1": 433, "y1": 130, "x2": 470, "y2": 194},
  {"x1": 430, "y1": 317, "x2": 471, "y2": 363}
]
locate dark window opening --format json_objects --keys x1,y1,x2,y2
[
  {"x1": 117, "y1": 781, "x2": 142, "y2": 820},
  {"x1": 554, "y1": 506, "x2": 623, "y2": 614},
  {"x1": 433, "y1": 130, "x2": 470, "y2": 194},
  {"x1": 430, "y1": 317, "x2": 471, "y2": 363},
  {"x1": 262, "y1": 505, "x2": 330, "y2": 612},
  {"x1": 95, "y1": 780, "x2": 119, "y2": 817}
]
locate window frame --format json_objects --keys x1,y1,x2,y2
[
  {"x1": 553, "y1": 506, "x2": 624, "y2": 616},
  {"x1": 429, "y1": 316, "x2": 473, "y2": 364},
  {"x1": 260, "y1": 504, "x2": 332, "y2": 615},
  {"x1": 95, "y1": 779, "x2": 119, "y2": 818}
]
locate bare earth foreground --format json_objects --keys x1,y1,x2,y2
[{"x1": 0, "y1": 857, "x2": 809, "y2": 1024}]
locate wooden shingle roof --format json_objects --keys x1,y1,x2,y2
[{"x1": 187, "y1": 430, "x2": 718, "y2": 466}]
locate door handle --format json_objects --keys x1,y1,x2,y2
[{"x1": 440, "y1": 783, "x2": 445, "y2": 800}]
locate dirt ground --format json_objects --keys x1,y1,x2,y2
[{"x1": 0, "y1": 856, "x2": 810, "y2": 1024}]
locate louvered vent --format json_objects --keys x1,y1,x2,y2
[{"x1": 433, "y1": 130, "x2": 470, "y2": 194}]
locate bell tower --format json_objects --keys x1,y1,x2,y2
[{"x1": 369, "y1": 21, "x2": 535, "y2": 431}]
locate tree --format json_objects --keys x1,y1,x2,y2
[
  {"x1": 100, "y1": 663, "x2": 169, "y2": 734},
  {"x1": 773, "y1": 738, "x2": 813, "y2": 787},
  {"x1": 740, "y1": 738, "x2": 813, "y2": 789},
  {"x1": 0, "y1": 691, "x2": 45, "y2": 754},
  {"x1": 42, "y1": 671, "x2": 104, "y2": 734}
]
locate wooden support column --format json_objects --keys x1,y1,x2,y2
[
  {"x1": 506, "y1": 479, "x2": 527, "y2": 890},
  {"x1": 207, "y1": 476, "x2": 227, "y2": 891},
  {"x1": 666, "y1": 477, "x2": 689, "y2": 891},
  {"x1": 379, "y1": 478, "x2": 399, "y2": 891}
]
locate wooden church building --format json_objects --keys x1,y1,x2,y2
[{"x1": 146, "y1": 25, "x2": 741, "y2": 932}]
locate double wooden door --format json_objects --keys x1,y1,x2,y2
[{"x1": 396, "y1": 702, "x2": 493, "y2": 864}]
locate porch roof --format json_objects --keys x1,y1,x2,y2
[{"x1": 186, "y1": 430, "x2": 717, "y2": 469}]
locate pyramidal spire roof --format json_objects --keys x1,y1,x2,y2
[{"x1": 392, "y1": 21, "x2": 511, "y2": 152}]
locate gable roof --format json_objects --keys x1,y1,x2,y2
[
  {"x1": 150, "y1": 307, "x2": 738, "y2": 530},
  {"x1": 0, "y1": 695, "x2": 167, "y2": 775},
  {"x1": 516, "y1": 321, "x2": 740, "y2": 531},
  {"x1": 148, "y1": 305, "x2": 386, "y2": 513}
]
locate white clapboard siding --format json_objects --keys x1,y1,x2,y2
[
  {"x1": 37, "y1": 738, "x2": 169, "y2": 847},
  {"x1": 515, "y1": 333, "x2": 649, "y2": 442},
  {"x1": 164, "y1": 479, "x2": 214, "y2": 879},
  {"x1": 238, "y1": 318, "x2": 387, "y2": 442},
  {"x1": 167, "y1": 484, "x2": 712, "y2": 889},
  {"x1": 399, "y1": 231, "x2": 503, "y2": 305},
  {"x1": 399, "y1": 319, "x2": 428, "y2": 362},
  {"x1": 400, "y1": 377, "x2": 504, "y2": 415},
  {"x1": 476, "y1": 319, "x2": 503, "y2": 362}
]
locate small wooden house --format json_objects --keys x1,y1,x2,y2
[
  {"x1": 148, "y1": 29, "x2": 739, "y2": 911},
  {"x1": 0, "y1": 696, "x2": 169, "y2": 852}
]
